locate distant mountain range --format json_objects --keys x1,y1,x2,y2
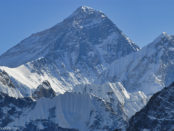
[{"x1": 0, "y1": 6, "x2": 173, "y2": 131}]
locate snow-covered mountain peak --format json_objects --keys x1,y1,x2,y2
[
  {"x1": 108, "y1": 31, "x2": 174, "y2": 96},
  {"x1": 63, "y1": 6, "x2": 111, "y2": 30},
  {"x1": 150, "y1": 32, "x2": 172, "y2": 47},
  {"x1": 74, "y1": 6, "x2": 98, "y2": 14},
  {"x1": 69, "y1": 6, "x2": 105, "y2": 20},
  {"x1": 161, "y1": 31, "x2": 168, "y2": 36},
  {"x1": 1, "y1": 6, "x2": 171, "y2": 130},
  {"x1": 158, "y1": 32, "x2": 168, "y2": 37},
  {"x1": 0, "y1": 6, "x2": 139, "y2": 67}
]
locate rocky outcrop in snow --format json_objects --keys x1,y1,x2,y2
[
  {"x1": 0, "y1": 69, "x2": 23, "y2": 98},
  {"x1": 32, "y1": 80, "x2": 56, "y2": 99}
]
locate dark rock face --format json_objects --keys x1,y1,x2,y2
[
  {"x1": 0, "y1": 69, "x2": 15, "y2": 88},
  {"x1": 128, "y1": 82, "x2": 174, "y2": 131},
  {"x1": 32, "y1": 80, "x2": 56, "y2": 99}
]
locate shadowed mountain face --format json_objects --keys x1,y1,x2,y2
[
  {"x1": 32, "y1": 80, "x2": 56, "y2": 99},
  {"x1": 0, "y1": 6, "x2": 139, "y2": 68},
  {"x1": 128, "y1": 82, "x2": 174, "y2": 131}
]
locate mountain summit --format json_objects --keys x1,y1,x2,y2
[
  {"x1": 108, "y1": 32, "x2": 174, "y2": 95},
  {"x1": 0, "y1": 6, "x2": 148, "y2": 131},
  {"x1": 1, "y1": 6, "x2": 174, "y2": 131},
  {"x1": 69, "y1": 6, "x2": 106, "y2": 19},
  {"x1": 0, "y1": 6, "x2": 139, "y2": 67}
]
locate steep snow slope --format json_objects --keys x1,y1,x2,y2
[
  {"x1": 0, "y1": 92, "x2": 78, "y2": 131},
  {"x1": 2, "y1": 31, "x2": 173, "y2": 130},
  {"x1": 0, "y1": 46, "x2": 146, "y2": 130},
  {"x1": 108, "y1": 32, "x2": 174, "y2": 95},
  {"x1": 0, "y1": 6, "x2": 139, "y2": 68},
  {"x1": 0, "y1": 64, "x2": 147, "y2": 118},
  {"x1": 0, "y1": 92, "x2": 128, "y2": 131},
  {"x1": 128, "y1": 82, "x2": 174, "y2": 131},
  {"x1": 74, "y1": 82, "x2": 147, "y2": 118}
]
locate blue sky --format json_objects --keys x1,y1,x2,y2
[{"x1": 0, "y1": 0, "x2": 174, "y2": 55}]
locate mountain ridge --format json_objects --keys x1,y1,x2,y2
[
  {"x1": 107, "y1": 32, "x2": 174, "y2": 95},
  {"x1": 0, "y1": 6, "x2": 174, "y2": 131},
  {"x1": 128, "y1": 82, "x2": 174, "y2": 130}
]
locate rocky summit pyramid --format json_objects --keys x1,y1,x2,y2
[
  {"x1": 0, "y1": 6, "x2": 144, "y2": 131},
  {"x1": 1, "y1": 5, "x2": 174, "y2": 131},
  {"x1": 0, "y1": 6, "x2": 139, "y2": 68}
]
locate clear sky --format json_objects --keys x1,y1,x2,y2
[{"x1": 0, "y1": 0, "x2": 174, "y2": 55}]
